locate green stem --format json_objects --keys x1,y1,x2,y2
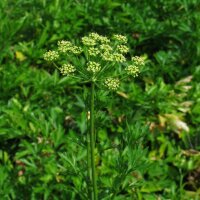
[
  {"x1": 87, "y1": 122, "x2": 92, "y2": 200},
  {"x1": 90, "y1": 81, "x2": 98, "y2": 200}
]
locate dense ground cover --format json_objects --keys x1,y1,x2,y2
[{"x1": 0, "y1": 0, "x2": 200, "y2": 199}]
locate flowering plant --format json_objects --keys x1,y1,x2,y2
[
  {"x1": 44, "y1": 33, "x2": 145, "y2": 90},
  {"x1": 44, "y1": 33, "x2": 145, "y2": 200}
]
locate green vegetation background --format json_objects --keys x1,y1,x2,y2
[{"x1": 0, "y1": 0, "x2": 200, "y2": 199}]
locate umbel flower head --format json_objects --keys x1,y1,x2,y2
[
  {"x1": 44, "y1": 50, "x2": 59, "y2": 61},
  {"x1": 104, "y1": 78, "x2": 120, "y2": 91},
  {"x1": 60, "y1": 64, "x2": 76, "y2": 75},
  {"x1": 43, "y1": 33, "x2": 145, "y2": 91},
  {"x1": 87, "y1": 61, "x2": 101, "y2": 73},
  {"x1": 125, "y1": 65, "x2": 140, "y2": 77}
]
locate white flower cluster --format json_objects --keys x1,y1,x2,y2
[
  {"x1": 71, "y1": 46, "x2": 82, "y2": 54},
  {"x1": 82, "y1": 33, "x2": 111, "y2": 46},
  {"x1": 88, "y1": 33, "x2": 100, "y2": 40},
  {"x1": 113, "y1": 34, "x2": 127, "y2": 43},
  {"x1": 89, "y1": 33, "x2": 110, "y2": 43},
  {"x1": 116, "y1": 45, "x2": 129, "y2": 53},
  {"x1": 82, "y1": 36, "x2": 96, "y2": 46},
  {"x1": 113, "y1": 53, "x2": 126, "y2": 62},
  {"x1": 60, "y1": 64, "x2": 76, "y2": 75},
  {"x1": 104, "y1": 78, "x2": 120, "y2": 90},
  {"x1": 101, "y1": 52, "x2": 126, "y2": 62},
  {"x1": 58, "y1": 40, "x2": 82, "y2": 54},
  {"x1": 101, "y1": 51, "x2": 114, "y2": 61},
  {"x1": 100, "y1": 44, "x2": 113, "y2": 52},
  {"x1": 81, "y1": 33, "x2": 128, "y2": 64},
  {"x1": 99, "y1": 44, "x2": 114, "y2": 61},
  {"x1": 43, "y1": 50, "x2": 59, "y2": 61},
  {"x1": 58, "y1": 40, "x2": 73, "y2": 53},
  {"x1": 88, "y1": 47, "x2": 100, "y2": 56},
  {"x1": 132, "y1": 56, "x2": 145, "y2": 66},
  {"x1": 43, "y1": 32, "x2": 145, "y2": 91},
  {"x1": 98, "y1": 36, "x2": 110, "y2": 43},
  {"x1": 87, "y1": 61, "x2": 101, "y2": 73},
  {"x1": 125, "y1": 65, "x2": 140, "y2": 77}
]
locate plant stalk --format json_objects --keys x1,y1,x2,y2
[
  {"x1": 90, "y1": 81, "x2": 98, "y2": 200},
  {"x1": 87, "y1": 122, "x2": 92, "y2": 200}
]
